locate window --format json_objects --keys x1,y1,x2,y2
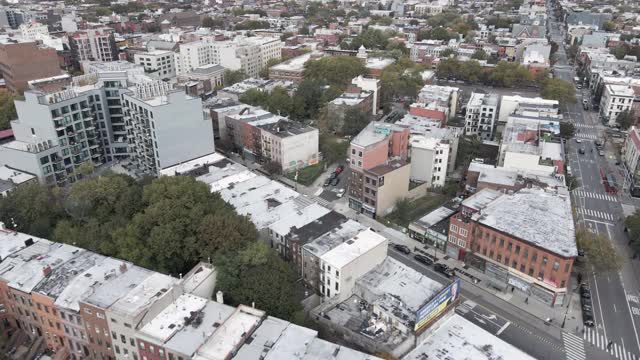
[
  {"x1": 542, "y1": 256, "x2": 548, "y2": 265},
  {"x1": 335, "y1": 283, "x2": 338, "y2": 291},
  {"x1": 115, "y1": 346, "x2": 120, "y2": 354},
  {"x1": 528, "y1": 268, "x2": 534, "y2": 276},
  {"x1": 121, "y1": 335, "x2": 126, "y2": 344},
  {"x1": 450, "y1": 225, "x2": 459, "y2": 233},
  {"x1": 538, "y1": 271, "x2": 544, "y2": 279},
  {"x1": 130, "y1": 338, "x2": 135, "y2": 346},
  {"x1": 561, "y1": 280, "x2": 566, "y2": 287},
  {"x1": 96, "y1": 313, "x2": 104, "y2": 319},
  {"x1": 515, "y1": 245, "x2": 521, "y2": 255},
  {"x1": 139, "y1": 342, "x2": 145, "y2": 350},
  {"x1": 499, "y1": 239, "x2": 504, "y2": 248},
  {"x1": 352, "y1": 149, "x2": 355, "y2": 155},
  {"x1": 507, "y1": 242, "x2": 512, "y2": 251},
  {"x1": 459, "y1": 229, "x2": 468, "y2": 237},
  {"x1": 489, "y1": 250, "x2": 494, "y2": 258},
  {"x1": 520, "y1": 264, "x2": 525, "y2": 273},
  {"x1": 84, "y1": 309, "x2": 92, "y2": 315},
  {"x1": 512, "y1": 260, "x2": 517, "y2": 268},
  {"x1": 564, "y1": 263, "x2": 570, "y2": 272},
  {"x1": 497, "y1": 254, "x2": 502, "y2": 262},
  {"x1": 504, "y1": 257, "x2": 509, "y2": 265},
  {"x1": 482, "y1": 248, "x2": 487, "y2": 255},
  {"x1": 110, "y1": 318, "x2": 116, "y2": 323},
  {"x1": 552, "y1": 261, "x2": 559, "y2": 271},
  {"x1": 335, "y1": 270, "x2": 339, "y2": 277},
  {"x1": 531, "y1": 253, "x2": 537, "y2": 262}
]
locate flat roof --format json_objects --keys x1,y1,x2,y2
[
  {"x1": 356, "y1": 257, "x2": 443, "y2": 312},
  {"x1": 352, "y1": 122, "x2": 397, "y2": 148},
  {"x1": 83, "y1": 264, "x2": 152, "y2": 309},
  {"x1": 461, "y1": 188, "x2": 503, "y2": 212},
  {"x1": 262, "y1": 323, "x2": 318, "y2": 360},
  {"x1": 300, "y1": 338, "x2": 382, "y2": 360},
  {"x1": 404, "y1": 314, "x2": 536, "y2": 360},
  {"x1": 109, "y1": 272, "x2": 176, "y2": 317},
  {"x1": 288, "y1": 211, "x2": 348, "y2": 245},
  {"x1": 164, "y1": 300, "x2": 236, "y2": 357},
  {"x1": 320, "y1": 229, "x2": 387, "y2": 269},
  {"x1": 303, "y1": 220, "x2": 367, "y2": 258},
  {"x1": 0, "y1": 165, "x2": 35, "y2": 185},
  {"x1": 270, "y1": 52, "x2": 315, "y2": 72},
  {"x1": 34, "y1": 251, "x2": 102, "y2": 299},
  {"x1": 139, "y1": 294, "x2": 208, "y2": 343},
  {"x1": 269, "y1": 203, "x2": 330, "y2": 236},
  {"x1": 195, "y1": 305, "x2": 265, "y2": 360},
  {"x1": 233, "y1": 316, "x2": 290, "y2": 360},
  {"x1": 474, "y1": 187, "x2": 577, "y2": 257},
  {"x1": 0, "y1": 229, "x2": 43, "y2": 261},
  {"x1": 413, "y1": 206, "x2": 456, "y2": 230},
  {"x1": 54, "y1": 257, "x2": 124, "y2": 312},
  {"x1": 160, "y1": 153, "x2": 225, "y2": 177}
]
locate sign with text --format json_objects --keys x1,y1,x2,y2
[{"x1": 414, "y1": 278, "x2": 461, "y2": 333}]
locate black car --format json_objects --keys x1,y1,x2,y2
[
  {"x1": 414, "y1": 254, "x2": 434, "y2": 266},
  {"x1": 581, "y1": 291, "x2": 591, "y2": 299},
  {"x1": 434, "y1": 263, "x2": 455, "y2": 278},
  {"x1": 581, "y1": 297, "x2": 592, "y2": 307},
  {"x1": 579, "y1": 148, "x2": 586, "y2": 155},
  {"x1": 393, "y1": 244, "x2": 411, "y2": 255},
  {"x1": 330, "y1": 177, "x2": 340, "y2": 186},
  {"x1": 582, "y1": 304, "x2": 593, "y2": 312}
]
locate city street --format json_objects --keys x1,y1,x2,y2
[{"x1": 549, "y1": 4, "x2": 640, "y2": 360}]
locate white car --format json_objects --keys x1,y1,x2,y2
[
  {"x1": 575, "y1": 139, "x2": 582, "y2": 143},
  {"x1": 336, "y1": 188, "x2": 345, "y2": 198}
]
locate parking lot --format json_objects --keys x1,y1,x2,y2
[{"x1": 316, "y1": 163, "x2": 349, "y2": 202}]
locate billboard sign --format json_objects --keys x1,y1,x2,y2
[{"x1": 414, "y1": 278, "x2": 461, "y2": 332}]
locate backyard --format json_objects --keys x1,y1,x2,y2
[{"x1": 382, "y1": 193, "x2": 450, "y2": 228}]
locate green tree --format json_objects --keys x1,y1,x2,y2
[
  {"x1": 602, "y1": 20, "x2": 616, "y2": 32},
  {"x1": 471, "y1": 49, "x2": 488, "y2": 60},
  {"x1": 613, "y1": 44, "x2": 628, "y2": 60},
  {"x1": 439, "y1": 48, "x2": 455, "y2": 58},
  {"x1": 436, "y1": 58, "x2": 461, "y2": 79},
  {"x1": 224, "y1": 69, "x2": 247, "y2": 86},
  {"x1": 616, "y1": 110, "x2": 635, "y2": 130},
  {"x1": 319, "y1": 134, "x2": 350, "y2": 165},
  {"x1": 625, "y1": 211, "x2": 640, "y2": 255},
  {"x1": 430, "y1": 27, "x2": 452, "y2": 41},
  {"x1": 0, "y1": 90, "x2": 17, "y2": 130},
  {"x1": 266, "y1": 86, "x2": 293, "y2": 116},
  {"x1": 95, "y1": 7, "x2": 111, "y2": 16},
  {"x1": 0, "y1": 183, "x2": 64, "y2": 237},
  {"x1": 303, "y1": 56, "x2": 367, "y2": 89},
  {"x1": 489, "y1": 61, "x2": 532, "y2": 87},
  {"x1": 459, "y1": 60, "x2": 483, "y2": 82},
  {"x1": 540, "y1": 78, "x2": 577, "y2": 106},
  {"x1": 239, "y1": 88, "x2": 269, "y2": 107},
  {"x1": 392, "y1": 198, "x2": 411, "y2": 226},
  {"x1": 560, "y1": 121, "x2": 576, "y2": 139},
  {"x1": 202, "y1": 16, "x2": 224, "y2": 29},
  {"x1": 341, "y1": 108, "x2": 370, "y2": 135},
  {"x1": 262, "y1": 160, "x2": 282, "y2": 175},
  {"x1": 235, "y1": 20, "x2": 270, "y2": 30},
  {"x1": 576, "y1": 229, "x2": 623, "y2": 272},
  {"x1": 292, "y1": 79, "x2": 328, "y2": 120},
  {"x1": 215, "y1": 241, "x2": 302, "y2": 320}
]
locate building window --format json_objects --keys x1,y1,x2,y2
[
  {"x1": 515, "y1": 245, "x2": 521, "y2": 255},
  {"x1": 450, "y1": 225, "x2": 459, "y2": 233},
  {"x1": 542, "y1": 256, "x2": 548, "y2": 265},
  {"x1": 504, "y1": 257, "x2": 509, "y2": 265},
  {"x1": 497, "y1": 254, "x2": 502, "y2": 262},
  {"x1": 111, "y1": 332, "x2": 116, "y2": 340},
  {"x1": 499, "y1": 239, "x2": 504, "y2": 248},
  {"x1": 564, "y1": 263, "x2": 570, "y2": 272},
  {"x1": 561, "y1": 280, "x2": 566, "y2": 287},
  {"x1": 520, "y1": 264, "x2": 525, "y2": 273},
  {"x1": 512, "y1": 260, "x2": 517, "y2": 268},
  {"x1": 531, "y1": 253, "x2": 537, "y2": 262},
  {"x1": 538, "y1": 271, "x2": 544, "y2": 279},
  {"x1": 529, "y1": 268, "x2": 534, "y2": 276},
  {"x1": 489, "y1": 250, "x2": 494, "y2": 258},
  {"x1": 552, "y1": 261, "x2": 559, "y2": 271},
  {"x1": 507, "y1": 242, "x2": 512, "y2": 251},
  {"x1": 459, "y1": 229, "x2": 468, "y2": 237}
]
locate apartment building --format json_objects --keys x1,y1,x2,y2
[
  {"x1": 417, "y1": 84, "x2": 460, "y2": 119},
  {"x1": 18, "y1": 21, "x2": 49, "y2": 40},
  {"x1": 497, "y1": 95, "x2": 560, "y2": 124},
  {"x1": 465, "y1": 92, "x2": 499, "y2": 140},
  {"x1": 0, "y1": 40, "x2": 61, "y2": 92},
  {"x1": 133, "y1": 49, "x2": 176, "y2": 79},
  {"x1": 448, "y1": 187, "x2": 576, "y2": 305},
  {"x1": 600, "y1": 84, "x2": 635, "y2": 126},
  {"x1": 68, "y1": 29, "x2": 118, "y2": 69},
  {"x1": 122, "y1": 82, "x2": 215, "y2": 175},
  {"x1": 624, "y1": 126, "x2": 640, "y2": 197},
  {"x1": 348, "y1": 122, "x2": 411, "y2": 218},
  {"x1": 177, "y1": 64, "x2": 225, "y2": 98},
  {"x1": 268, "y1": 51, "x2": 317, "y2": 83},
  {"x1": 175, "y1": 37, "x2": 283, "y2": 78},
  {"x1": 352, "y1": 76, "x2": 382, "y2": 115},
  {"x1": 319, "y1": 228, "x2": 388, "y2": 300},
  {"x1": 409, "y1": 135, "x2": 450, "y2": 187}
]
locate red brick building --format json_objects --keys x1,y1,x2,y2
[
  {"x1": 447, "y1": 188, "x2": 577, "y2": 306},
  {"x1": 0, "y1": 41, "x2": 61, "y2": 93}
]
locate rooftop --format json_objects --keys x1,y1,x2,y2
[
  {"x1": 109, "y1": 272, "x2": 176, "y2": 317},
  {"x1": 320, "y1": 229, "x2": 387, "y2": 269},
  {"x1": 365, "y1": 57, "x2": 395, "y2": 70},
  {"x1": 288, "y1": 211, "x2": 348, "y2": 245},
  {"x1": 352, "y1": 122, "x2": 399, "y2": 148},
  {"x1": 233, "y1": 316, "x2": 290, "y2": 360},
  {"x1": 269, "y1": 203, "x2": 331, "y2": 237},
  {"x1": 195, "y1": 305, "x2": 265, "y2": 360},
  {"x1": 138, "y1": 294, "x2": 208, "y2": 343},
  {"x1": 159, "y1": 153, "x2": 225, "y2": 177},
  {"x1": 259, "y1": 120, "x2": 317, "y2": 138},
  {"x1": 262, "y1": 323, "x2": 318, "y2": 360},
  {"x1": 473, "y1": 187, "x2": 577, "y2": 257},
  {"x1": 33, "y1": 251, "x2": 102, "y2": 299},
  {"x1": 461, "y1": 188, "x2": 503, "y2": 212},
  {"x1": 270, "y1": 52, "x2": 316, "y2": 72},
  {"x1": 303, "y1": 220, "x2": 367, "y2": 258},
  {"x1": 607, "y1": 84, "x2": 635, "y2": 97},
  {"x1": 366, "y1": 159, "x2": 409, "y2": 176},
  {"x1": 83, "y1": 264, "x2": 152, "y2": 309},
  {"x1": 0, "y1": 228, "x2": 43, "y2": 261},
  {"x1": 403, "y1": 314, "x2": 536, "y2": 360}
]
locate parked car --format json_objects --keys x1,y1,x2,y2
[
  {"x1": 599, "y1": 150, "x2": 605, "y2": 156},
  {"x1": 393, "y1": 244, "x2": 411, "y2": 255},
  {"x1": 434, "y1": 263, "x2": 455, "y2": 278},
  {"x1": 579, "y1": 148, "x2": 585, "y2": 154},
  {"x1": 583, "y1": 312, "x2": 595, "y2": 327},
  {"x1": 330, "y1": 177, "x2": 340, "y2": 186},
  {"x1": 575, "y1": 138, "x2": 582, "y2": 143},
  {"x1": 335, "y1": 165, "x2": 345, "y2": 174},
  {"x1": 414, "y1": 254, "x2": 434, "y2": 266},
  {"x1": 336, "y1": 188, "x2": 345, "y2": 198},
  {"x1": 581, "y1": 290, "x2": 591, "y2": 299}
]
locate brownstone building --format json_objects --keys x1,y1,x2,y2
[
  {"x1": 0, "y1": 41, "x2": 61, "y2": 93},
  {"x1": 447, "y1": 187, "x2": 577, "y2": 306}
]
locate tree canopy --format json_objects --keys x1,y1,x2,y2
[
  {"x1": 616, "y1": 110, "x2": 635, "y2": 130},
  {"x1": 303, "y1": 56, "x2": 367, "y2": 89},
  {"x1": 0, "y1": 90, "x2": 17, "y2": 130},
  {"x1": 489, "y1": 61, "x2": 532, "y2": 87},
  {"x1": 540, "y1": 78, "x2": 576, "y2": 106},
  {"x1": 224, "y1": 69, "x2": 247, "y2": 87},
  {"x1": 576, "y1": 229, "x2": 623, "y2": 272}
]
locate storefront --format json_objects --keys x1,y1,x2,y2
[
  {"x1": 530, "y1": 283, "x2": 556, "y2": 306},
  {"x1": 465, "y1": 252, "x2": 486, "y2": 272},
  {"x1": 485, "y1": 262, "x2": 509, "y2": 291}
]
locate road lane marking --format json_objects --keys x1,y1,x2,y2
[
  {"x1": 620, "y1": 276, "x2": 640, "y2": 355},
  {"x1": 592, "y1": 273, "x2": 609, "y2": 344},
  {"x1": 496, "y1": 321, "x2": 510, "y2": 335}
]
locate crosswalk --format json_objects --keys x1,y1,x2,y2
[
  {"x1": 576, "y1": 133, "x2": 598, "y2": 140},
  {"x1": 563, "y1": 332, "x2": 586, "y2": 360},
  {"x1": 573, "y1": 190, "x2": 618, "y2": 202},
  {"x1": 576, "y1": 208, "x2": 615, "y2": 221},
  {"x1": 583, "y1": 328, "x2": 638, "y2": 360},
  {"x1": 575, "y1": 123, "x2": 604, "y2": 130}
]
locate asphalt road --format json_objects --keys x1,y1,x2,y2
[{"x1": 549, "y1": 7, "x2": 640, "y2": 360}]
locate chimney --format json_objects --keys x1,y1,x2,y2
[
  {"x1": 216, "y1": 291, "x2": 224, "y2": 304},
  {"x1": 42, "y1": 265, "x2": 52, "y2": 277},
  {"x1": 119, "y1": 263, "x2": 128, "y2": 273}
]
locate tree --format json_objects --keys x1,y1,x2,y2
[
  {"x1": 602, "y1": 20, "x2": 616, "y2": 32},
  {"x1": 215, "y1": 241, "x2": 302, "y2": 320},
  {"x1": 0, "y1": 90, "x2": 16, "y2": 130},
  {"x1": 436, "y1": 58, "x2": 461, "y2": 79},
  {"x1": 77, "y1": 162, "x2": 95, "y2": 177},
  {"x1": 303, "y1": 56, "x2": 367, "y2": 89},
  {"x1": 612, "y1": 44, "x2": 628, "y2": 60},
  {"x1": 263, "y1": 161, "x2": 282, "y2": 175},
  {"x1": 439, "y1": 48, "x2": 455, "y2": 58},
  {"x1": 319, "y1": 133, "x2": 350, "y2": 165},
  {"x1": 625, "y1": 211, "x2": 640, "y2": 255},
  {"x1": 471, "y1": 49, "x2": 488, "y2": 60},
  {"x1": 392, "y1": 198, "x2": 411, "y2": 226},
  {"x1": 267, "y1": 86, "x2": 293, "y2": 116},
  {"x1": 616, "y1": 110, "x2": 635, "y2": 130},
  {"x1": 0, "y1": 183, "x2": 64, "y2": 237},
  {"x1": 341, "y1": 108, "x2": 370, "y2": 135},
  {"x1": 223, "y1": 70, "x2": 246, "y2": 86},
  {"x1": 95, "y1": 7, "x2": 111, "y2": 16},
  {"x1": 575, "y1": 229, "x2": 623, "y2": 272},
  {"x1": 489, "y1": 61, "x2": 532, "y2": 87},
  {"x1": 239, "y1": 88, "x2": 269, "y2": 107},
  {"x1": 235, "y1": 20, "x2": 270, "y2": 30},
  {"x1": 560, "y1": 122, "x2": 576, "y2": 139},
  {"x1": 202, "y1": 16, "x2": 224, "y2": 29},
  {"x1": 540, "y1": 78, "x2": 576, "y2": 106},
  {"x1": 430, "y1": 27, "x2": 452, "y2": 41}
]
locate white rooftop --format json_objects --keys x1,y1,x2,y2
[
  {"x1": 474, "y1": 187, "x2": 577, "y2": 257},
  {"x1": 139, "y1": 294, "x2": 208, "y2": 342},
  {"x1": 403, "y1": 314, "x2": 536, "y2": 360},
  {"x1": 0, "y1": 229, "x2": 43, "y2": 261},
  {"x1": 461, "y1": 188, "x2": 502, "y2": 212},
  {"x1": 159, "y1": 152, "x2": 225, "y2": 177},
  {"x1": 303, "y1": 220, "x2": 367, "y2": 258},
  {"x1": 320, "y1": 229, "x2": 387, "y2": 269},
  {"x1": 195, "y1": 305, "x2": 265, "y2": 360},
  {"x1": 263, "y1": 323, "x2": 318, "y2": 360},
  {"x1": 83, "y1": 264, "x2": 152, "y2": 309},
  {"x1": 270, "y1": 52, "x2": 316, "y2": 72},
  {"x1": 300, "y1": 338, "x2": 382, "y2": 360},
  {"x1": 269, "y1": 203, "x2": 331, "y2": 236},
  {"x1": 356, "y1": 257, "x2": 443, "y2": 312},
  {"x1": 233, "y1": 316, "x2": 291, "y2": 360},
  {"x1": 109, "y1": 272, "x2": 176, "y2": 317},
  {"x1": 0, "y1": 165, "x2": 36, "y2": 185}
]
